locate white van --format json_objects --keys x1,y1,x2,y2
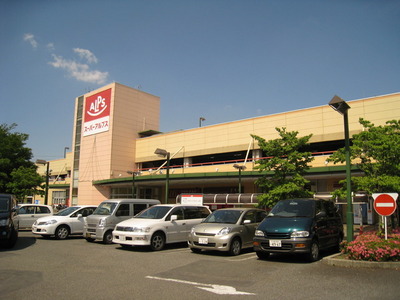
[
  {"x1": 112, "y1": 204, "x2": 211, "y2": 250},
  {"x1": 83, "y1": 199, "x2": 160, "y2": 244}
]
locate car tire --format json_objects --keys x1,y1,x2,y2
[
  {"x1": 190, "y1": 248, "x2": 201, "y2": 254},
  {"x1": 150, "y1": 232, "x2": 165, "y2": 251},
  {"x1": 229, "y1": 238, "x2": 242, "y2": 256},
  {"x1": 103, "y1": 230, "x2": 113, "y2": 244},
  {"x1": 55, "y1": 225, "x2": 70, "y2": 240},
  {"x1": 4, "y1": 227, "x2": 18, "y2": 248},
  {"x1": 256, "y1": 251, "x2": 270, "y2": 260},
  {"x1": 307, "y1": 240, "x2": 320, "y2": 262}
]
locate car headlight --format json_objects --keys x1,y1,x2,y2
[
  {"x1": 132, "y1": 227, "x2": 150, "y2": 233},
  {"x1": 291, "y1": 231, "x2": 309, "y2": 238},
  {"x1": 44, "y1": 220, "x2": 57, "y2": 225},
  {"x1": 254, "y1": 230, "x2": 265, "y2": 237},
  {"x1": 99, "y1": 219, "x2": 106, "y2": 227},
  {"x1": 0, "y1": 219, "x2": 8, "y2": 226},
  {"x1": 216, "y1": 227, "x2": 231, "y2": 236}
]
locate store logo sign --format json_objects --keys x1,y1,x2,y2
[{"x1": 83, "y1": 88, "x2": 111, "y2": 136}]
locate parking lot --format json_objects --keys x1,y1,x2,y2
[{"x1": 1, "y1": 231, "x2": 399, "y2": 300}]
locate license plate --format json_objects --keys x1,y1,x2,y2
[
  {"x1": 120, "y1": 235, "x2": 125, "y2": 241},
  {"x1": 198, "y1": 237, "x2": 208, "y2": 245},
  {"x1": 269, "y1": 240, "x2": 281, "y2": 247}
]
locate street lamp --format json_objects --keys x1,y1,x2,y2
[
  {"x1": 199, "y1": 117, "x2": 206, "y2": 127},
  {"x1": 127, "y1": 171, "x2": 140, "y2": 198},
  {"x1": 329, "y1": 95, "x2": 353, "y2": 242},
  {"x1": 233, "y1": 164, "x2": 246, "y2": 194},
  {"x1": 154, "y1": 148, "x2": 170, "y2": 203},
  {"x1": 36, "y1": 159, "x2": 50, "y2": 205},
  {"x1": 64, "y1": 147, "x2": 70, "y2": 158}
]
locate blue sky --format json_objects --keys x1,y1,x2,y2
[{"x1": 1, "y1": 0, "x2": 399, "y2": 161}]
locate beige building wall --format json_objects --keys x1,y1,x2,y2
[
  {"x1": 35, "y1": 152, "x2": 72, "y2": 205},
  {"x1": 135, "y1": 93, "x2": 400, "y2": 168},
  {"x1": 75, "y1": 83, "x2": 160, "y2": 205}
]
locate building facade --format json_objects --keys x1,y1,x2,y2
[{"x1": 36, "y1": 83, "x2": 400, "y2": 221}]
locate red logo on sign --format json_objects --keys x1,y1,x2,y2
[{"x1": 84, "y1": 88, "x2": 111, "y2": 122}]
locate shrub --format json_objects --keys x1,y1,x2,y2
[{"x1": 341, "y1": 230, "x2": 400, "y2": 262}]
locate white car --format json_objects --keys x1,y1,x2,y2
[
  {"x1": 32, "y1": 205, "x2": 97, "y2": 239},
  {"x1": 17, "y1": 204, "x2": 54, "y2": 229},
  {"x1": 112, "y1": 204, "x2": 211, "y2": 250}
]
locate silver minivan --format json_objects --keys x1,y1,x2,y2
[{"x1": 83, "y1": 199, "x2": 160, "y2": 244}]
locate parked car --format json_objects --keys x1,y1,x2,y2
[
  {"x1": 16, "y1": 204, "x2": 53, "y2": 229},
  {"x1": 112, "y1": 204, "x2": 211, "y2": 251},
  {"x1": 32, "y1": 205, "x2": 97, "y2": 239},
  {"x1": 84, "y1": 198, "x2": 160, "y2": 244},
  {"x1": 253, "y1": 198, "x2": 344, "y2": 262},
  {"x1": 188, "y1": 208, "x2": 267, "y2": 255},
  {"x1": 0, "y1": 193, "x2": 19, "y2": 248}
]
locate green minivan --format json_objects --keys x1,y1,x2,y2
[{"x1": 253, "y1": 198, "x2": 343, "y2": 262}]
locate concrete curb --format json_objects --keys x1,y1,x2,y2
[{"x1": 322, "y1": 253, "x2": 400, "y2": 270}]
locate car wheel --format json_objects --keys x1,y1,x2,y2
[
  {"x1": 307, "y1": 240, "x2": 320, "y2": 262},
  {"x1": 5, "y1": 227, "x2": 18, "y2": 248},
  {"x1": 256, "y1": 251, "x2": 270, "y2": 260},
  {"x1": 103, "y1": 230, "x2": 113, "y2": 244},
  {"x1": 229, "y1": 238, "x2": 242, "y2": 256},
  {"x1": 191, "y1": 248, "x2": 202, "y2": 254},
  {"x1": 150, "y1": 232, "x2": 165, "y2": 251},
  {"x1": 55, "y1": 225, "x2": 70, "y2": 240}
]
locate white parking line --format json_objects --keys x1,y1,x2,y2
[
  {"x1": 146, "y1": 275, "x2": 256, "y2": 295},
  {"x1": 227, "y1": 253, "x2": 257, "y2": 262}
]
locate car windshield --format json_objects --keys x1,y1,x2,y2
[
  {"x1": 0, "y1": 197, "x2": 9, "y2": 213},
  {"x1": 203, "y1": 210, "x2": 242, "y2": 224},
  {"x1": 268, "y1": 200, "x2": 315, "y2": 218},
  {"x1": 55, "y1": 206, "x2": 80, "y2": 216},
  {"x1": 134, "y1": 206, "x2": 172, "y2": 219},
  {"x1": 93, "y1": 203, "x2": 117, "y2": 216}
]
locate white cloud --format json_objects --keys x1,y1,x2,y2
[
  {"x1": 73, "y1": 48, "x2": 98, "y2": 64},
  {"x1": 23, "y1": 33, "x2": 38, "y2": 48},
  {"x1": 49, "y1": 54, "x2": 108, "y2": 84},
  {"x1": 46, "y1": 43, "x2": 55, "y2": 51},
  {"x1": 23, "y1": 33, "x2": 109, "y2": 85}
]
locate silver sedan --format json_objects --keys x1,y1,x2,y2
[{"x1": 187, "y1": 208, "x2": 267, "y2": 256}]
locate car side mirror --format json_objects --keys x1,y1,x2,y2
[
  {"x1": 77, "y1": 214, "x2": 83, "y2": 218},
  {"x1": 170, "y1": 215, "x2": 178, "y2": 221},
  {"x1": 316, "y1": 211, "x2": 326, "y2": 218}
]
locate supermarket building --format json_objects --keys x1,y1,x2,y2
[{"x1": 36, "y1": 83, "x2": 400, "y2": 219}]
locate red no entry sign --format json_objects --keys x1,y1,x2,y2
[{"x1": 372, "y1": 193, "x2": 398, "y2": 216}]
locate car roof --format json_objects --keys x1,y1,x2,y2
[
  {"x1": 154, "y1": 204, "x2": 208, "y2": 207},
  {"x1": 213, "y1": 207, "x2": 264, "y2": 211},
  {"x1": 18, "y1": 203, "x2": 52, "y2": 207},
  {"x1": 101, "y1": 199, "x2": 160, "y2": 203}
]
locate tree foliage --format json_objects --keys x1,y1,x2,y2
[
  {"x1": 252, "y1": 127, "x2": 314, "y2": 208},
  {"x1": 0, "y1": 123, "x2": 43, "y2": 199},
  {"x1": 6, "y1": 166, "x2": 45, "y2": 200},
  {"x1": 328, "y1": 118, "x2": 400, "y2": 196}
]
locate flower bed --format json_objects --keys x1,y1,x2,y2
[{"x1": 341, "y1": 230, "x2": 400, "y2": 262}]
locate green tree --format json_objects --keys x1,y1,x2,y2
[
  {"x1": 6, "y1": 166, "x2": 44, "y2": 200},
  {"x1": 328, "y1": 118, "x2": 400, "y2": 197},
  {"x1": 252, "y1": 127, "x2": 314, "y2": 208},
  {"x1": 0, "y1": 123, "x2": 42, "y2": 199}
]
